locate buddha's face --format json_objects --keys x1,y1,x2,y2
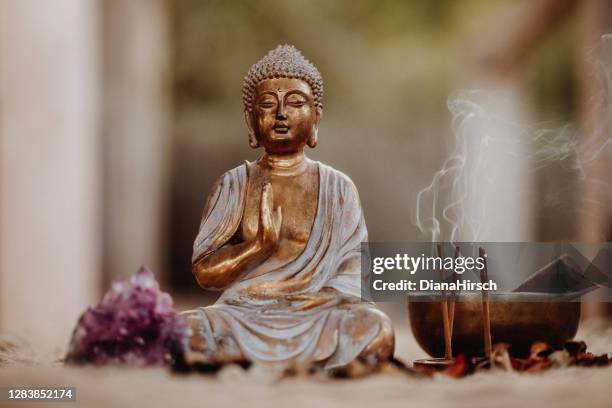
[{"x1": 246, "y1": 77, "x2": 321, "y2": 155}]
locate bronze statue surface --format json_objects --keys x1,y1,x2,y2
[{"x1": 182, "y1": 45, "x2": 394, "y2": 371}]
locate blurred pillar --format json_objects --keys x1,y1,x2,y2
[
  {"x1": 576, "y1": 0, "x2": 612, "y2": 317},
  {"x1": 460, "y1": 79, "x2": 535, "y2": 242},
  {"x1": 0, "y1": 1, "x2": 101, "y2": 344},
  {"x1": 462, "y1": 2, "x2": 539, "y2": 242},
  {"x1": 576, "y1": 0, "x2": 612, "y2": 243},
  {"x1": 101, "y1": 0, "x2": 172, "y2": 282},
  {"x1": 462, "y1": 0, "x2": 580, "y2": 242}
]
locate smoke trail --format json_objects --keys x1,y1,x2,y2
[{"x1": 415, "y1": 44, "x2": 612, "y2": 243}]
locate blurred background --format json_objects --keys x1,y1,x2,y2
[{"x1": 1, "y1": 0, "x2": 611, "y2": 346}]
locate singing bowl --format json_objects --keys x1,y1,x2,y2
[{"x1": 408, "y1": 292, "x2": 581, "y2": 358}]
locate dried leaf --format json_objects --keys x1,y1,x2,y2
[
  {"x1": 442, "y1": 354, "x2": 473, "y2": 378},
  {"x1": 564, "y1": 341, "x2": 587, "y2": 357},
  {"x1": 530, "y1": 342, "x2": 553, "y2": 359}
]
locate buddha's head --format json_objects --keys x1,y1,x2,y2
[{"x1": 242, "y1": 45, "x2": 323, "y2": 155}]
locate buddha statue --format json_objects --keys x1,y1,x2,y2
[{"x1": 182, "y1": 45, "x2": 394, "y2": 371}]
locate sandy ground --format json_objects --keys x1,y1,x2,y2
[{"x1": 1, "y1": 306, "x2": 612, "y2": 408}]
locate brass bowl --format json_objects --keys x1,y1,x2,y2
[{"x1": 408, "y1": 292, "x2": 581, "y2": 358}]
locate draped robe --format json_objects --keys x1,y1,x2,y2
[{"x1": 182, "y1": 162, "x2": 390, "y2": 369}]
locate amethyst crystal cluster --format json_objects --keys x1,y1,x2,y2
[{"x1": 66, "y1": 267, "x2": 190, "y2": 366}]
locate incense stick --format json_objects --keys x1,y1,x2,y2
[
  {"x1": 448, "y1": 246, "x2": 459, "y2": 334},
  {"x1": 479, "y1": 247, "x2": 492, "y2": 358},
  {"x1": 437, "y1": 244, "x2": 452, "y2": 359}
]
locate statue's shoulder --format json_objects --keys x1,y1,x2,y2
[
  {"x1": 205, "y1": 163, "x2": 248, "y2": 199},
  {"x1": 215, "y1": 163, "x2": 248, "y2": 183},
  {"x1": 226, "y1": 162, "x2": 249, "y2": 178},
  {"x1": 316, "y1": 162, "x2": 360, "y2": 196}
]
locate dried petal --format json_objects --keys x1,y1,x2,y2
[{"x1": 491, "y1": 343, "x2": 513, "y2": 371}]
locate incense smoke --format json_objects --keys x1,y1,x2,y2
[{"x1": 415, "y1": 35, "x2": 612, "y2": 243}]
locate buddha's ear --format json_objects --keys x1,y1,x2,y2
[
  {"x1": 244, "y1": 110, "x2": 259, "y2": 148},
  {"x1": 308, "y1": 107, "x2": 322, "y2": 148}
]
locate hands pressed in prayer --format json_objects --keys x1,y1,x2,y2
[{"x1": 256, "y1": 182, "x2": 283, "y2": 254}]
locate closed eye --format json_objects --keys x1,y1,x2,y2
[{"x1": 285, "y1": 95, "x2": 307, "y2": 106}]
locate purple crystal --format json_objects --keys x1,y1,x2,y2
[{"x1": 66, "y1": 266, "x2": 189, "y2": 366}]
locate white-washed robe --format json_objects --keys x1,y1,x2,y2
[{"x1": 183, "y1": 162, "x2": 388, "y2": 369}]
